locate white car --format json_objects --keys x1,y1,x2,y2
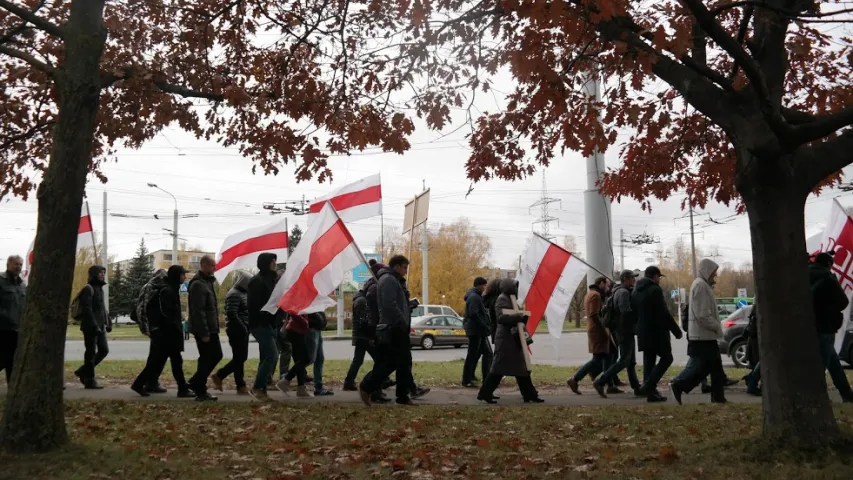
[{"x1": 410, "y1": 304, "x2": 460, "y2": 323}]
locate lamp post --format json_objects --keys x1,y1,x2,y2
[{"x1": 148, "y1": 183, "x2": 178, "y2": 266}]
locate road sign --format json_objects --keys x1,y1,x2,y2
[
  {"x1": 671, "y1": 290, "x2": 678, "y2": 299},
  {"x1": 179, "y1": 282, "x2": 188, "y2": 294},
  {"x1": 737, "y1": 288, "x2": 747, "y2": 298},
  {"x1": 737, "y1": 299, "x2": 748, "y2": 308},
  {"x1": 347, "y1": 253, "x2": 383, "y2": 289}
]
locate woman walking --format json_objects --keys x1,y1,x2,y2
[{"x1": 276, "y1": 313, "x2": 313, "y2": 398}]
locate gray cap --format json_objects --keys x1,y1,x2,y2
[{"x1": 619, "y1": 269, "x2": 639, "y2": 281}]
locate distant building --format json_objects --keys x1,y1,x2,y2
[
  {"x1": 495, "y1": 268, "x2": 517, "y2": 280},
  {"x1": 111, "y1": 249, "x2": 215, "y2": 275}
]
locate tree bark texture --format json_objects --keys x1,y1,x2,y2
[
  {"x1": 0, "y1": 0, "x2": 108, "y2": 453},
  {"x1": 741, "y1": 158, "x2": 840, "y2": 447}
]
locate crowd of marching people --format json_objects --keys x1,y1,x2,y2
[{"x1": 2, "y1": 249, "x2": 852, "y2": 406}]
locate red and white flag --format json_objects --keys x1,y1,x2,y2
[
  {"x1": 307, "y1": 173, "x2": 382, "y2": 224},
  {"x1": 23, "y1": 203, "x2": 96, "y2": 282},
  {"x1": 263, "y1": 202, "x2": 365, "y2": 315},
  {"x1": 517, "y1": 235, "x2": 587, "y2": 340},
  {"x1": 214, "y1": 217, "x2": 289, "y2": 283},
  {"x1": 812, "y1": 199, "x2": 853, "y2": 353}
]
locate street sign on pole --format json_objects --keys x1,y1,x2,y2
[{"x1": 737, "y1": 288, "x2": 748, "y2": 299}]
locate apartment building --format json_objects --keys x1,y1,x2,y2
[{"x1": 111, "y1": 249, "x2": 215, "y2": 274}]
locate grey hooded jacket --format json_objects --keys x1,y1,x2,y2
[{"x1": 688, "y1": 258, "x2": 723, "y2": 341}]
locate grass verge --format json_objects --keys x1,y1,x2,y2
[{"x1": 0, "y1": 400, "x2": 851, "y2": 479}]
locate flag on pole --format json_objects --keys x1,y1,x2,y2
[
  {"x1": 263, "y1": 202, "x2": 365, "y2": 315},
  {"x1": 214, "y1": 217, "x2": 289, "y2": 283},
  {"x1": 814, "y1": 199, "x2": 853, "y2": 353},
  {"x1": 517, "y1": 234, "x2": 587, "y2": 340},
  {"x1": 307, "y1": 173, "x2": 382, "y2": 224},
  {"x1": 23, "y1": 203, "x2": 96, "y2": 283}
]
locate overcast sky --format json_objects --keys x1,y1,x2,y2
[{"x1": 3, "y1": 112, "x2": 850, "y2": 275}]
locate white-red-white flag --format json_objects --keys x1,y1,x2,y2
[
  {"x1": 214, "y1": 217, "x2": 289, "y2": 283},
  {"x1": 812, "y1": 200, "x2": 853, "y2": 353},
  {"x1": 307, "y1": 173, "x2": 382, "y2": 224},
  {"x1": 263, "y1": 202, "x2": 365, "y2": 315},
  {"x1": 23, "y1": 203, "x2": 96, "y2": 282},
  {"x1": 517, "y1": 235, "x2": 587, "y2": 340}
]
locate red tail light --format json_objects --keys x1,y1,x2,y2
[
  {"x1": 410, "y1": 328, "x2": 415, "y2": 335},
  {"x1": 722, "y1": 320, "x2": 736, "y2": 328}
]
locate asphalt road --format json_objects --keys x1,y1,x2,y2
[{"x1": 65, "y1": 333, "x2": 737, "y2": 368}]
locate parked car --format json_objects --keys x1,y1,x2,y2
[
  {"x1": 409, "y1": 315, "x2": 468, "y2": 350},
  {"x1": 411, "y1": 304, "x2": 460, "y2": 320},
  {"x1": 718, "y1": 306, "x2": 853, "y2": 367},
  {"x1": 718, "y1": 306, "x2": 751, "y2": 368}
]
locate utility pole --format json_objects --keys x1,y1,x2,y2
[
  {"x1": 263, "y1": 195, "x2": 309, "y2": 216},
  {"x1": 421, "y1": 179, "x2": 429, "y2": 306},
  {"x1": 582, "y1": 73, "x2": 614, "y2": 285},
  {"x1": 689, "y1": 202, "x2": 697, "y2": 278},
  {"x1": 620, "y1": 228, "x2": 625, "y2": 272},
  {"x1": 148, "y1": 183, "x2": 179, "y2": 265},
  {"x1": 102, "y1": 191, "x2": 109, "y2": 315}
]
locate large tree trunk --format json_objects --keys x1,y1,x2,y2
[
  {"x1": 0, "y1": 0, "x2": 108, "y2": 453},
  {"x1": 742, "y1": 161, "x2": 839, "y2": 447}
]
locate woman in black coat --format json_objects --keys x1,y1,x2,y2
[
  {"x1": 477, "y1": 279, "x2": 544, "y2": 404},
  {"x1": 482, "y1": 279, "x2": 502, "y2": 343}
]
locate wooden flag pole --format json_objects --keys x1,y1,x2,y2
[{"x1": 502, "y1": 294, "x2": 533, "y2": 372}]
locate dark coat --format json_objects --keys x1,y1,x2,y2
[
  {"x1": 148, "y1": 274, "x2": 185, "y2": 352},
  {"x1": 463, "y1": 287, "x2": 490, "y2": 337},
  {"x1": 286, "y1": 313, "x2": 310, "y2": 335},
  {"x1": 483, "y1": 280, "x2": 501, "y2": 340},
  {"x1": 585, "y1": 286, "x2": 610, "y2": 354},
  {"x1": 0, "y1": 271, "x2": 25, "y2": 332},
  {"x1": 248, "y1": 253, "x2": 278, "y2": 330},
  {"x1": 632, "y1": 277, "x2": 680, "y2": 352},
  {"x1": 376, "y1": 267, "x2": 410, "y2": 332},
  {"x1": 809, "y1": 262, "x2": 849, "y2": 334},
  {"x1": 188, "y1": 271, "x2": 219, "y2": 337},
  {"x1": 490, "y1": 279, "x2": 529, "y2": 377},
  {"x1": 225, "y1": 272, "x2": 250, "y2": 336},
  {"x1": 79, "y1": 266, "x2": 109, "y2": 333},
  {"x1": 352, "y1": 290, "x2": 372, "y2": 342}
]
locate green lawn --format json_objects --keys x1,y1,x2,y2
[
  {"x1": 65, "y1": 326, "x2": 354, "y2": 342},
  {"x1": 1, "y1": 400, "x2": 851, "y2": 479}
]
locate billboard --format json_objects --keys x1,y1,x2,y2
[{"x1": 345, "y1": 253, "x2": 383, "y2": 289}]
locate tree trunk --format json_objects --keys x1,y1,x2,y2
[
  {"x1": 0, "y1": 0, "x2": 108, "y2": 453},
  {"x1": 742, "y1": 165, "x2": 840, "y2": 447}
]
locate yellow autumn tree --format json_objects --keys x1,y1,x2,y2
[{"x1": 376, "y1": 219, "x2": 492, "y2": 314}]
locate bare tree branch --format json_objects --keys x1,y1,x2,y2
[
  {"x1": 0, "y1": 0, "x2": 64, "y2": 39},
  {"x1": 798, "y1": 128, "x2": 853, "y2": 188},
  {"x1": 729, "y1": 5, "x2": 754, "y2": 80},
  {"x1": 792, "y1": 107, "x2": 853, "y2": 145},
  {"x1": 0, "y1": 44, "x2": 54, "y2": 74}
]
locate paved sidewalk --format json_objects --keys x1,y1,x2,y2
[{"x1": 3, "y1": 384, "x2": 833, "y2": 407}]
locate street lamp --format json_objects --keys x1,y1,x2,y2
[{"x1": 148, "y1": 183, "x2": 179, "y2": 266}]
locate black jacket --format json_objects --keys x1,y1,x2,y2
[
  {"x1": 809, "y1": 262, "x2": 849, "y2": 334},
  {"x1": 463, "y1": 287, "x2": 490, "y2": 337},
  {"x1": 225, "y1": 273, "x2": 250, "y2": 335},
  {"x1": 352, "y1": 290, "x2": 372, "y2": 341},
  {"x1": 79, "y1": 266, "x2": 109, "y2": 333},
  {"x1": 308, "y1": 312, "x2": 327, "y2": 331},
  {"x1": 631, "y1": 277, "x2": 680, "y2": 352},
  {"x1": 248, "y1": 253, "x2": 278, "y2": 330},
  {"x1": 610, "y1": 284, "x2": 635, "y2": 337},
  {"x1": 376, "y1": 267, "x2": 410, "y2": 331},
  {"x1": 0, "y1": 271, "x2": 25, "y2": 332},
  {"x1": 188, "y1": 271, "x2": 219, "y2": 337},
  {"x1": 364, "y1": 277, "x2": 380, "y2": 328}
]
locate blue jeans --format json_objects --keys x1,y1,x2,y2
[
  {"x1": 596, "y1": 333, "x2": 641, "y2": 390},
  {"x1": 252, "y1": 326, "x2": 278, "y2": 391},
  {"x1": 573, "y1": 353, "x2": 609, "y2": 383},
  {"x1": 308, "y1": 329, "x2": 325, "y2": 391},
  {"x1": 819, "y1": 333, "x2": 853, "y2": 399},
  {"x1": 745, "y1": 362, "x2": 761, "y2": 391}
]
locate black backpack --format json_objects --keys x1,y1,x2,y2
[
  {"x1": 600, "y1": 290, "x2": 619, "y2": 331},
  {"x1": 680, "y1": 302, "x2": 689, "y2": 332}
]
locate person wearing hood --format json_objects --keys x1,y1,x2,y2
[
  {"x1": 349, "y1": 261, "x2": 393, "y2": 403},
  {"x1": 187, "y1": 255, "x2": 222, "y2": 401},
  {"x1": 477, "y1": 278, "x2": 544, "y2": 404},
  {"x1": 0, "y1": 255, "x2": 25, "y2": 382},
  {"x1": 809, "y1": 253, "x2": 853, "y2": 403},
  {"x1": 245, "y1": 252, "x2": 279, "y2": 401},
  {"x1": 358, "y1": 255, "x2": 419, "y2": 406},
  {"x1": 461, "y1": 277, "x2": 493, "y2": 387},
  {"x1": 483, "y1": 278, "x2": 502, "y2": 343},
  {"x1": 632, "y1": 265, "x2": 682, "y2": 402},
  {"x1": 670, "y1": 259, "x2": 726, "y2": 404},
  {"x1": 73, "y1": 265, "x2": 111, "y2": 389},
  {"x1": 132, "y1": 266, "x2": 195, "y2": 397},
  {"x1": 567, "y1": 277, "x2": 611, "y2": 396},
  {"x1": 134, "y1": 269, "x2": 168, "y2": 394},
  {"x1": 210, "y1": 270, "x2": 251, "y2": 395}
]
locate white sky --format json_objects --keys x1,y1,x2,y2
[{"x1": 2, "y1": 116, "x2": 850, "y2": 272}]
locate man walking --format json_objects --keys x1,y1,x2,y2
[
  {"x1": 810, "y1": 253, "x2": 853, "y2": 403},
  {"x1": 359, "y1": 255, "x2": 417, "y2": 406},
  {"x1": 670, "y1": 259, "x2": 727, "y2": 404},
  {"x1": 188, "y1": 255, "x2": 222, "y2": 401},
  {"x1": 73, "y1": 265, "x2": 111, "y2": 389},
  {"x1": 246, "y1": 253, "x2": 279, "y2": 401},
  {"x1": 135, "y1": 269, "x2": 169, "y2": 394},
  {"x1": 633, "y1": 266, "x2": 682, "y2": 402},
  {"x1": 211, "y1": 271, "x2": 251, "y2": 395},
  {"x1": 592, "y1": 270, "x2": 641, "y2": 397},
  {"x1": 307, "y1": 312, "x2": 333, "y2": 396},
  {"x1": 344, "y1": 285, "x2": 375, "y2": 390},
  {"x1": 567, "y1": 277, "x2": 610, "y2": 394},
  {"x1": 131, "y1": 266, "x2": 195, "y2": 398},
  {"x1": 0, "y1": 255, "x2": 25, "y2": 383},
  {"x1": 461, "y1": 277, "x2": 492, "y2": 387}
]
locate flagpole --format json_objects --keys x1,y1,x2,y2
[
  {"x1": 285, "y1": 217, "x2": 289, "y2": 259},
  {"x1": 325, "y1": 201, "x2": 377, "y2": 279}
]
